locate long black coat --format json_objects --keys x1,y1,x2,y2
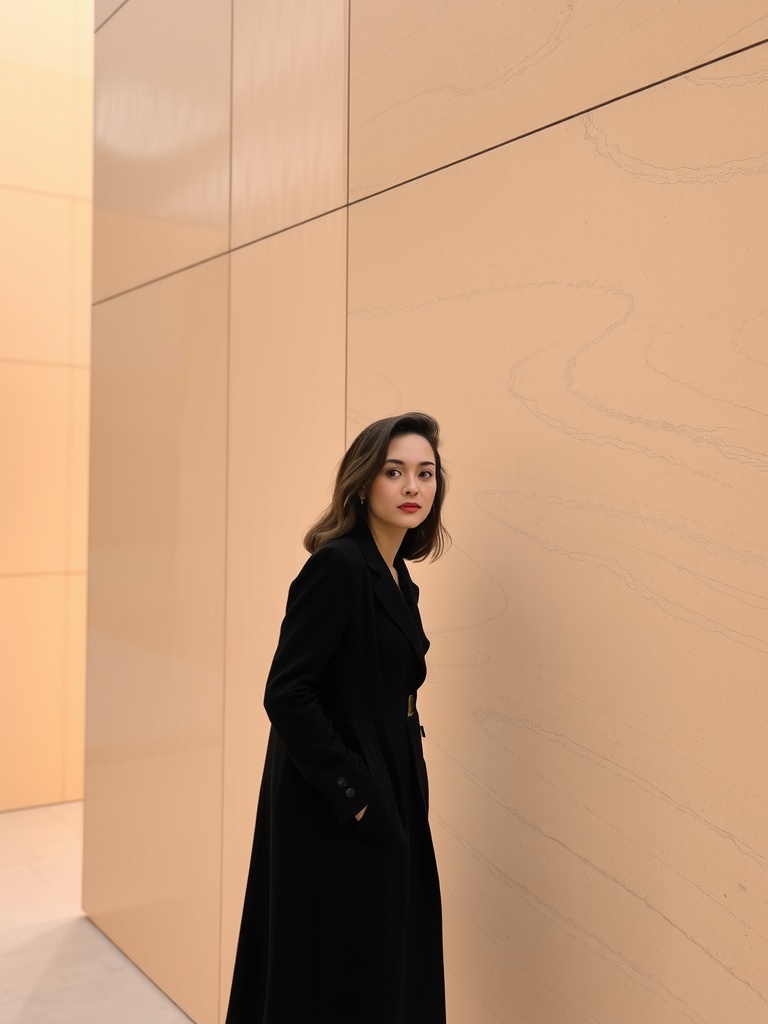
[{"x1": 226, "y1": 520, "x2": 445, "y2": 1024}]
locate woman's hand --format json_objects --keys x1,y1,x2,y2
[{"x1": 354, "y1": 805, "x2": 368, "y2": 821}]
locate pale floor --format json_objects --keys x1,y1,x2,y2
[{"x1": 0, "y1": 801, "x2": 193, "y2": 1024}]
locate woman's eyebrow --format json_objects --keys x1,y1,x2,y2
[{"x1": 384, "y1": 459, "x2": 436, "y2": 467}]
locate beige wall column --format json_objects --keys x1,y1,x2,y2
[{"x1": 0, "y1": 0, "x2": 92, "y2": 811}]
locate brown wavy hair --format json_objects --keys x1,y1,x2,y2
[{"x1": 304, "y1": 412, "x2": 450, "y2": 561}]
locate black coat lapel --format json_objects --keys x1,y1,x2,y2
[{"x1": 351, "y1": 521, "x2": 428, "y2": 660}]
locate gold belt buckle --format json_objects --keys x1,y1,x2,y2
[{"x1": 407, "y1": 693, "x2": 416, "y2": 717}]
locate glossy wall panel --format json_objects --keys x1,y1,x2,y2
[
  {"x1": 347, "y1": 42, "x2": 768, "y2": 1024},
  {"x1": 83, "y1": 256, "x2": 229, "y2": 1024},
  {"x1": 221, "y1": 211, "x2": 348, "y2": 1020},
  {"x1": 92, "y1": 0, "x2": 231, "y2": 301},
  {"x1": 231, "y1": 0, "x2": 348, "y2": 246},
  {"x1": 349, "y1": 0, "x2": 768, "y2": 199}
]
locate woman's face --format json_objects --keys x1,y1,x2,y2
[{"x1": 364, "y1": 433, "x2": 438, "y2": 535}]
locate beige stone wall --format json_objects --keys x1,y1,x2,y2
[
  {"x1": 0, "y1": 0, "x2": 92, "y2": 810},
  {"x1": 84, "y1": 3, "x2": 768, "y2": 1021}
]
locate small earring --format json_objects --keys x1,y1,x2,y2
[{"x1": 359, "y1": 496, "x2": 365, "y2": 507}]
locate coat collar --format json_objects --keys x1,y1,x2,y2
[{"x1": 349, "y1": 519, "x2": 428, "y2": 659}]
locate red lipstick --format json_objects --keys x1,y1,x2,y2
[{"x1": 398, "y1": 503, "x2": 421, "y2": 512}]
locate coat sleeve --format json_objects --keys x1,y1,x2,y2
[{"x1": 263, "y1": 544, "x2": 371, "y2": 824}]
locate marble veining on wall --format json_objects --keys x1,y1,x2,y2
[{"x1": 347, "y1": 39, "x2": 767, "y2": 1023}]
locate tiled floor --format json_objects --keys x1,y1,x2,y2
[{"x1": 0, "y1": 802, "x2": 193, "y2": 1024}]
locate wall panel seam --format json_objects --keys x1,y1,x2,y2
[
  {"x1": 92, "y1": 200, "x2": 351, "y2": 305},
  {"x1": 226, "y1": 0, "x2": 235, "y2": 255},
  {"x1": 95, "y1": 1, "x2": 131, "y2": 34},
  {"x1": 347, "y1": 35, "x2": 768, "y2": 209},
  {"x1": 0, "y1": 571, "x2": 87, "y2": 579},
  {"x1": 218, "y1": 0, "x2": 236, "y2": 997},
  {"x1": 0, "y1": 183, "x2": 91, "y2": 203},
  {"x1": 217, "y1": 254, "x2": 232, "y2": 1024},
  {"x1": 0, "y1": 359, "x2": 89, "y2": 370}
]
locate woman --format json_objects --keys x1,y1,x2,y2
[{"x1": 226, "y1": 412, "x2": 449, "y2": 1024}]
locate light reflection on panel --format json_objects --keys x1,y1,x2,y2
[
  {"x1": 231, "y1": 0, "x2": 348, "y2": 246},
  {"x1": 350, "y1": 0, "x2": 768, "y2": 199},
  {"x1": 221, "y1": 210, "x2": 347, "y2": 1022},
  {"x1": 84, "y1": 257, "x2": 229, "y2": 1024},
  {"x1": 93, "y1": 0, "x2": 230, "y2": 300},
  {"x1": 347, "y1": 44, "x2": 768, "y2": 1024}
]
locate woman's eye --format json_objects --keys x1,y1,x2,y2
[
  {"x1": 420, "y1": 471, "x2": 433, "y2": 479},
  {"x1": 385, "y1": 469, "x2": 400, "y2": 477}
]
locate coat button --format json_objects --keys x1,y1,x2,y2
[
  {"x1": 337, "y1": 777, "x2": 347, "y2": 788},
  {"x1": 345, "y1": 787, "x2": 355, "y2": 799}
]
